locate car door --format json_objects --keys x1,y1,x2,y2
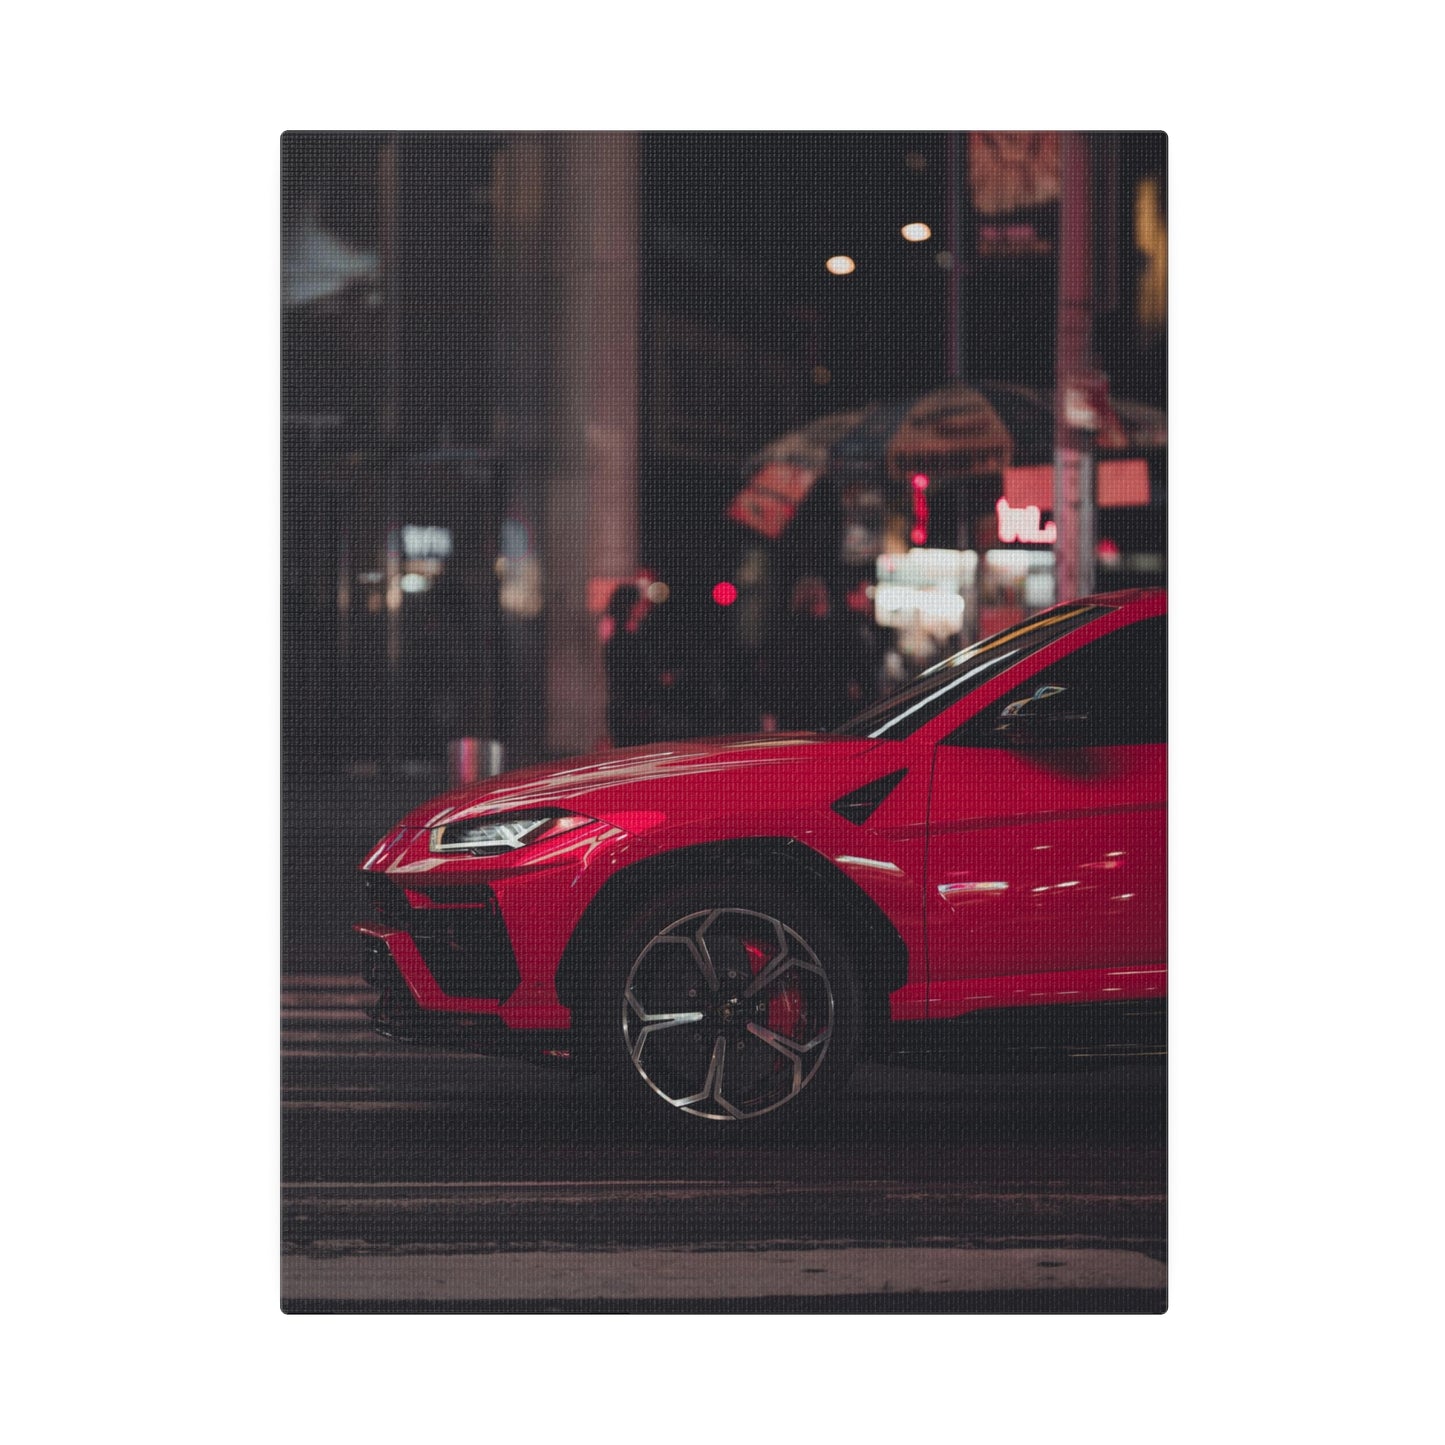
[{"x1": 923, "y1": 615, "x2": 1166, "y2": 1016}]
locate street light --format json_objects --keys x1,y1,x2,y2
[
  {"x1": 901, "y1": 222, "x2": 931, "y2": 242},
  {"x1": 825, "y1": 255, "x2": 855, "y2": 275}
]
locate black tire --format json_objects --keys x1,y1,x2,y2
[{"x1": 579, "y1": 877, "x2": 862, "y2": 1132}]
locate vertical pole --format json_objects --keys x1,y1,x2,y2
[
  {"x1": 1053, "y1": 131, "x2": 1096, "y2": 604},
  {"x1": 949, "y1": 132, "x2": 982, "y2": 644}
]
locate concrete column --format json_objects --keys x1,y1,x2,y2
[
  {"x1": 491, "y1": 132, "x2": 638, "y2": 761},
  {"x1": 546, "y1": 132, "x2": 639, "y2": 757}
]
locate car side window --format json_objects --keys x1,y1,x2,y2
[{"x1": 943, "y1": 616, "x2": 1167, "y2": 747}]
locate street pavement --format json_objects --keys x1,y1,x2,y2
[{"x1": 282, "y1": 974, "x2": 1167, "y2": 1313}]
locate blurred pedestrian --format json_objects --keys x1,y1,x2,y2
[
  {"x1": 602, "y1": 584, "x2": 653, "y2": 746},
  {"x1": 760, "y1": 577, "x2": 873, "y2": 732},
  {"x1": 637, "y1": 596, "x2": 710, "y2": 740}
]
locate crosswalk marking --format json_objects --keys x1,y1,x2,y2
[{"x1": 282, "y1": 974, "x2": 380, "y2": 1052}]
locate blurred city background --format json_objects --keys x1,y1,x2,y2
[{"x1": 282, "y1": 131, "x2": 1166, "y2": 957}]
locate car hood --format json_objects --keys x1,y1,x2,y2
[{"x1": 398, "y1": 733, "x2": 883, "y2": 830}]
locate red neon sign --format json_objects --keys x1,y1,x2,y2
[
  {"x1": 910, "y1": 473, "x2": 929, "y2": 546},
  {"x1": 995, "y1": 497, "x2": 1057, "y2": 545}
]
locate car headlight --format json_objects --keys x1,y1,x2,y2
[{"x1": 428, "y1": 812, "x2": 593, "y2": 856}]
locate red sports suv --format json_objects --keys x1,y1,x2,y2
[{"x1": 357, "y1": 589, "x2": 1166, "y2": 1128}]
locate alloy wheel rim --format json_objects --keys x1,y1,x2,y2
[{"x1": 621, "y1": 908, "x2": 835, "y2": 1121}]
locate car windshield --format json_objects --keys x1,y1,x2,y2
[{"x1": 830, "y1": 603, "x2": 1112, "y2": 740}]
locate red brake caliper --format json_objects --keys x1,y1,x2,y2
[{"x1": 745, "y1": 937, "x2": 804, "y2": 1040}]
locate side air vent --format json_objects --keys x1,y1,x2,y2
[{"x1": 831, "y1": 768, "x2": 907, "y2": 825}]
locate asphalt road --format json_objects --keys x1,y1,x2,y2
[{"x1": 281, "y1": 974, "x2": 1167, "y2": 1313}]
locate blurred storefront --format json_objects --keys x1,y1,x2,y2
[
  {"x1": 717, "y1": 130, "x2": 1165, "y2": 687},
  {"x1": 284, "y1": 131, "x2": 640, "y2": 771},
  {"x1": 282, "y1": 439, "x2": 506, "y2": 768},
  {"x1": 283, "y1": 131, "x2": 1164, "y2": 765},
  {"x1": 725, "y1": 379, "x2": 1165, "y2": 666}
]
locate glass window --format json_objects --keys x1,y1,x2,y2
[
  {"x1": 944, "y1": 615, "x2": 1166, "y2": 747},
  {"x1": 830, "y1": 603, "x2": 1111, "y2": 741}
]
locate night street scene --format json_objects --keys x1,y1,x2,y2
[{"x1": 282, "y1": 131, "x2": 1168, "y2": 1313}]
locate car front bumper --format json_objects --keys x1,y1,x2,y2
[{"x1": 353, "y1": 824, "x2": 606, "y2": 1035}]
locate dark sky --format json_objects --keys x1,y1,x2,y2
[
  {"x1": 283, "y1": 131, "x2": 1164, "y2": 444},
  {"x1": 642, "y1": 132, "x2": 954, "y2": 410},
  {"x1": 640, "y1": 130, "x2": 1165, "y2": 413}
]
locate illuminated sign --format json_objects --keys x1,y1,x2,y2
[
  {"x1": 402, "y1": 525, "x2": 453, "y2": 560},
  {"x1": 968, "y1": 132, "x2": 1060, "y2": 217},
  {"x1": 1004, "y1": 460, "x2": 1151, "y2": 509},
  {"x1": 977, "y1": 223, "x2": 1051, "y2": 258},
  {"x1": 727, "y1": 462, "x2": 819, "y2": 539},
  {"x1": 1135, "y1": 178, "x2": 1168, "y2": 337},
  {"x1": 910, "y1": 473, "x2": 930, "y2": 546},
  {"x1": 995, "y1": 498, "x2": 1057, "y2": 545},
  {"x1": 875, "y1": 549, "x2": 967, "y2": 639}
]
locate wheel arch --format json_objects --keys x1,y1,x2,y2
[{"x1": 554, "y1": 836, "x2": 910, "y2": 1014}]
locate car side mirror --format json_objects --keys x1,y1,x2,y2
[{"x1": 996, "y1": 685, "x2": 1091, "y2": 747}]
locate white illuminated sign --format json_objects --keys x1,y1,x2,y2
[
  {"x1": 875, "y1": 549, "x2": 968, "y2": 639},
  {"x1": 402, "y1": 525, "x2": 453, "y2": 560},
  {"x1": 995, "y1": 498, "x2": 1057, "y2": 545}
]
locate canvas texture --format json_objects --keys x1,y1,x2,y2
[{"x1": 281, "y1": 131, "x2": 1167, "y2": 1313}]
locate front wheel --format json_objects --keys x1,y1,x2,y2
[{"x1": 584, "y1": 883, "x2": 860, "y2": 1128}]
